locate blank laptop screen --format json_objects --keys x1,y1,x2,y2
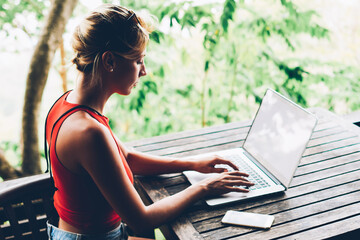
[{"x1": 243, "y1": 90, "x2": 317, "y2": 188}]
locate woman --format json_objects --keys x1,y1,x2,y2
[{"x1": 45, "y1": 4, "x2": 253, "y2": 240}]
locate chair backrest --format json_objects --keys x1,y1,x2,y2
[{"x1": 0, "y1": 174, "x2": 58, "y2": 240}]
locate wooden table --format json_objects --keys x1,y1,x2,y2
[{"x1": 128, "y1": 108, "x2": 360, "y2": 240}]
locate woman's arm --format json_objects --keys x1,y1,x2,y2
[
  {"x1": 115, "y1": 136, "x2": 239, "y2": 175},
  {"x1": 78, "y1": 123, "x2": 252, "y2": 234}
]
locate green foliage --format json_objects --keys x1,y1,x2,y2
[
  {"x1": 99, "y1": 0, "x2": 360, "y2": 141},
  {"x1": 150, "y1": 30, "x2": 164, "y2": 43},
  {"x1": 0, "y1": 141, "x2": 21, "y2": 167},
  {"x1": 0, "y1": 0, "x2": 48, "y2": 36},
  {"x1": 0, "y1": 141, "x2": 19, "y2": 155},
  {"x1": 3, "y1": 0, "x2": 356, "y2": 144},
  {"x1": 221, "y1": 0, "x2": 237, "y2": 33},
  {"x1": 129, "y1": 79, "x2": 158, "y2": 114}
]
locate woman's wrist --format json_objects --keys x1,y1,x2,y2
[
  {"x1": 182, "y1": 158, "x2": 198, "y2": 171},
  {"x1": 189, "y1": 181, "x2": 208, "y2": 199}
]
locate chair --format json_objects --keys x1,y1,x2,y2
[
  {"x1": 0, "y1": 174, "x2": 155, "y2": 240},
  {"x1": 0, "y1": 173, "x2": 57, "y2": 240}
]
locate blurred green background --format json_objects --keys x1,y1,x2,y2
[{"x1": 1, "y1": 0, "x2": 360, "y2": 170}]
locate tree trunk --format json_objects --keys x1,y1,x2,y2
[
  {"x1": 21, "y1": 0, "x2": 78, "y2": 176},
  {"x1": 0, "y1": 148, "x2": 22, "y2": 180}
]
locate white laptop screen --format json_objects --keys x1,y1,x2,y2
[{"x1": 243, "y1": 89, "x2": 317, "y2": 188}]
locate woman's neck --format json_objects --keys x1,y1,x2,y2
[{"x1": 67, "y1": 75, "x2": 112, "y2": 115}]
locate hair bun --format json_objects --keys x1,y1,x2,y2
[{"x1": 70, "y1": 4, "x2": 152, "y2": 87}]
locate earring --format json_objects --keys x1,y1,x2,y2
[{"x1": 110, "y1": 68, "x2": 114, "y2": 72}]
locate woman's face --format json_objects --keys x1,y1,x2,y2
[{"x1": 111, "y1": 51, "x2": 147, "y2": 95}]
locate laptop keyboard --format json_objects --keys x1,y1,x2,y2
[{"x1": 220, "y1": 154, "x2": 271, "y2": 190}]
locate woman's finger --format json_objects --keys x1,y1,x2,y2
[
  {"x1": 222, "y1": 179, "x2": 254, "y2": 187},
  {"x1": 224, "y1": 185, "x2": 250, "y2": 193},
  {"x1": 226, "y1": 171, "x2": 250, "y2": 178},
  {"x1": 212, "y1": 167, "x2": 229, "y2": 173},
  {"x1": 214, "y1": 158, "x2": 239, "y2": 171}
]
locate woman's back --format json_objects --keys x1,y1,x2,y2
[{"x1": 46, "y1": 91, "x2": 133, "y2": 232}]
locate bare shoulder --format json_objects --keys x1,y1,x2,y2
[
  {"x1": 60, "y1": 110, "x2": 108, "y2": 143},
  {"x1": 56, "y1": 110, "x2": 113, "y2": 173}
]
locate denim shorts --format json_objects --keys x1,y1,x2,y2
[{"x1": 46, "y1": 221, "x2": 128, "y2": 240}]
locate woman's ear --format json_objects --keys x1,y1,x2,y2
[{"x1": 102, "y1": 51, "x2": 115, "y2": 72}]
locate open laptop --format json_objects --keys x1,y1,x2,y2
[{"x1": 183, "y1": 89, "x2": 317, "y2": 206}]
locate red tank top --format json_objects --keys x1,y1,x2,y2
[{"x1": 45, "y1": 91, "x2": 133, "y2": 231}]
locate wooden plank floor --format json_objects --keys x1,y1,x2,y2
[{"x1": 129, "y1": 108, "x2": 360, "y2": 240}]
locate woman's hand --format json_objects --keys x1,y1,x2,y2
[
  {"x1": 198, "y1": 171, "x2": 254, "y2": 196},
  {"x1": 190, "y1": 155, "x2": 239, "y2": 174}
]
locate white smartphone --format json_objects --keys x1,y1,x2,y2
[{"x1": 221, "y1": 210, "x2": 275, "y2": 229}]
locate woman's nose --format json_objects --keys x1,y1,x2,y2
[{"x1": 140, "y1": 64, "x2": 147, "y2": 77}]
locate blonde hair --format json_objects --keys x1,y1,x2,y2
[{"x1": 71, "y1": 4, "x2": 152, "y2": 87}]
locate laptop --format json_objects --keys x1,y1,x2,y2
[{"x1": 183, "y1": 89, "x2": 317, "y2": 206}]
